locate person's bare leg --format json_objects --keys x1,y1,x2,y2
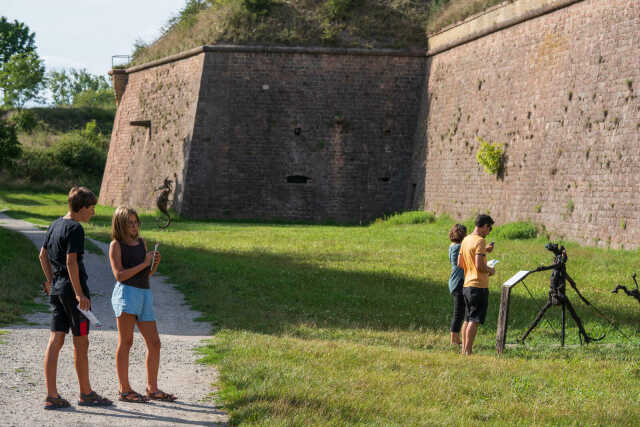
[
  {"x1": 116, "y1": 313, "x2": 137, "y2": 393},
  {"x1": 44, "y1": 332, "x2": 65, "y2": 398},
  {"x1": 463, "y1": 322, "x2": 478, "y2": 355},
  {"x1": 460, "y1": 321, "x2": 468, "y2": 354},
  {"x1": 72, "y1": 335, "x2": 91, "y2": 394},
  {"x1": 137, "y1": 321, "x2": 161, "y2": 393},
  {"x1": 450, "y1": 332, "x2": 460, "y2": 346}
]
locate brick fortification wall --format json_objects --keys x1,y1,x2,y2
[
  {"x1": 101, "y1": 0, "x2": 639, "y2": 245},
  {"x1": 100, "y1": 54, "x2": 205, "y2": 211},
  {"x1": 414, "y1": 0, "x2": 640, "y2": 247},
  {"x1": 101, "y1": 46, "x2": 425, "y2": 223}
]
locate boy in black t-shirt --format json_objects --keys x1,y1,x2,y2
[{"x1": 38, "y1": 186, "x2": 112, "y2": 409}]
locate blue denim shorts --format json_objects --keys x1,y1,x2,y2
[{"x1": 111, "y1": 282, "x2": 155, "y2": 322}]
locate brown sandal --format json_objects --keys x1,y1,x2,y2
[
  {"x1": 146, "y1": 389, "x2": 177, "y2": 402},
  {"x1": 119, "y1": 390, "x2": 149, "y2": 403},
  {"x1": 44, "y1": 395, "x2": 71, "y2": 410},
  {"x1": 78, "y1": 390, "x2": 113, "y2": 406}
]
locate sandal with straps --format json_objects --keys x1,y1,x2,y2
[
  {"x1": 119, "y1": 390, "x2": 149, "y2": 403},
  {"x1": 146, "y1": 389, "x2": 177, "y2": 402},
  {"x1": 44, "y1": 395, "x2": 71, "y2": 410},
  {"x1": 78, "y1": 390, "x2": 113, "y2": 407}
]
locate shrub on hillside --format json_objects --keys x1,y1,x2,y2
[
  {"x1": 10, "y1": 124, "x2": 107, "y2": 189},
  {"x1": 492, "y1": 221, "x2": 538, "y2": 240},
  {"x1": 373, "y1": 211, "x2": 436, "y2": 226},
  {"x1": 9, "y1": 109, "x2": 37, "y2": 133},
  {"x1": 52, "y1": 133, "x2": 106, "y2": 176},
  {"x1": 11, "y1": 147, "x2": 61, "y2": 182},
  {"x1": 324, "y1": 0, "x2": 362, "y2": 20},
  {"x1": 243, "y1": 0, "x2": 273, "y2": 15},
  {"x1": 0, "y1": 119, "x2": 21, "y2": 169},
  {"x1": 73, "y1": 88, "x2": 116, "y2": 110}
]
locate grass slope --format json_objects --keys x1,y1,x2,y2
[
  {"x1": 2, "y1": 189, "x2": 640, "y2": 424},
  {"x1": 0, "y1": 226, "x2": 47, "y2": 325},
  {"x1": 132, "y1": 0, "x2": 506, "y2": 65}
]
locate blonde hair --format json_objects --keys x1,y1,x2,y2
[{"x1": 111, "y1": 207, "x2": 140, "y2": 241}]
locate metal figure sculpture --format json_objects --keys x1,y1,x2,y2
[
  {"x1": 612, "y1": 273, "x2": 640, "y2": 305},
  {"x1": 154, "y1": 178, "x2": 172, "y2": 229},
  {"x1": 519, "y1": 243, "x2": 605, "y2": 345}
]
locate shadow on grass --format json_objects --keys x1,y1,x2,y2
[
  {"x1": 5, "y1": 209, "x2": 114, "y2": 227},
  {"x1": 150, "y1": 238, "x2": 640, "y2": 349},
  {"x1": 4, "y1": 208, "x2": 638, "y2": 351}
]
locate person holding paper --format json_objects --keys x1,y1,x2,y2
[
  {"x1": 109, "y1": 207, "x2": 176, "y2": 402},
  {"x1": 457, "y1": 214, "x2": 495, "y2": 355},
  {"x1": 39, "y1": 186, "x2": 112, "y2": 409}
]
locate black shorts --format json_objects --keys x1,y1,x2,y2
[
  {"x1": 463, "y1": 287, "x2": 489, "y2": 324},
  {"x1": 50, "y1": 293, "x2": 90, "y2": 336}
]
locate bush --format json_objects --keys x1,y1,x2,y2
[
  {"x1": 492, "y1": 221, "x2": 538, "y2": 240},
  {"x1": 11, "y1": 128, "x2": 106, "y2": 188},
  {"x1": 11, "y1": 147, "x2": 61, "y2": 182},
  {"x1": 9, "y1": 109, "x2": 37, "y2": 133},
  {"x1": 73, "y1": 88, "x2": 115, "y2": 110},
  {"x1": 52, "y1": 133, "x2": 106, "y2": 176},
  {"x1": 243, "y1": 0, "x2": 273, "y2": 15},
  {"x1": 476, "y1": 136, "x2": 504, "y2": 175},
  {"x1": 324, "y1": 0, "x2": 361, "y2": 20},
  {"x1": 0, "y1": 119, "x2": 21, "y2": 169},
  {"x1": 373, "y1": 211, "x2": 436, "y2": 226}
]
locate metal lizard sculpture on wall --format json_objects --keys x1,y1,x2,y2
[
  {"x1": 154, "y1": 178, "x2": 172, "y2": 229},
  {"x1": 519, "y1": 243, "x2": 605, "y2": 345},
  {"x1": 612, "y1": 273, "x2": 640, "y2": 305}
]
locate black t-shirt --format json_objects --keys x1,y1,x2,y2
[{"x1": 42, "y1": 217, "x2": 90, "y2": 297}]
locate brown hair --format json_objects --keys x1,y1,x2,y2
[
  {"x1": 449, "y1": 223, "x2": 467, "y2": 243},
  {"x1": 111, "y1": 207, "x2": 140, "y2": 242},
  {"x1": 68, "y1": 186, "x2": 97, "y2": 213}
]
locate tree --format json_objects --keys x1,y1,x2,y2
[
  {"x1": 0, "y1": 51, "x2": 45, "y2": 107},
  {"x1": 47, "y1": 68, "x2": 112, "y2": 107},
  {"x1": 0, "y1": 118, "x2": 21, "y2": 170},
  {"x1": 0, "y1": 17, "x2": 36, "y2": 66},
  {"x1": 0, "y1": 17, "x2": 44, "y2": 107}
]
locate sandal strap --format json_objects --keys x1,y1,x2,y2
[
  {"x1": 147, "y1": 390, "x2": 176, "y2": 400},
  {"x1": 121, "y1": 390, "x2": 147, "y2": 400},
  {"x1": 45, "y1": 395, "x2": 70, "y2": 407},
  {"x1": 81, "y1": 390, "x2": 110, "y2": 403}
]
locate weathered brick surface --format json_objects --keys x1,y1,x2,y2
[
  {"x1": 182, "y1": 51, "x2": 425, "y2": 222},
  {"x1": 101, "y1": 0, "x2": 639, "y2": 245},
  {"x1": 101, "y1": 48, "x2": 425, "y2": 224},
  {"x1": 415, "y1": 0, "x2": 640, "y2": 247},
  {"x1": 99, "y1": 54, "x2": 205, "y2": 211}
]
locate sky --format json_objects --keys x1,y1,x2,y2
[{"x1": 1, "y1": 0, "x2": 187, "y2": 77}]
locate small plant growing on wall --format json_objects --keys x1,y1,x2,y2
[{"x1": 476, "y1": 136, "x2": 504, "y2": 175}]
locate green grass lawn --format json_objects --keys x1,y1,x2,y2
[
  {"x1": 2, "y1": 189, "x2": 640, "y2": 424},
  {"x1": 0, "y1": 225, "x2": 47, "y2": 325}
]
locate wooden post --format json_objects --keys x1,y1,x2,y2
[{"x1": 496, "y1": 285, "x2": 512, "y2": 354}]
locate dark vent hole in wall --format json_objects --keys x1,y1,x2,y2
[
  {"x1": 294, "y1": 127, "x2": 301, "y2": 135},
  {"x1": 287, "y1": 175, "x2": 310, "y2": 184},
  {"x1": 378, "y1": 177, "x2": 390, "y2": 182}
]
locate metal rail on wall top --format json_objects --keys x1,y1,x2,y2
[{"x1": 111, "y1": 55, "x2": 131, "y2": 69}]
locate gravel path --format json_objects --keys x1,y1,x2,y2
[{"x1": 0, "y1": 213, "x2": 228, "y2": 426}]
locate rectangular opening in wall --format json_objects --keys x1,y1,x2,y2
[{"x1": 286, "y1": 175, "x2": 311, "y2": 184}]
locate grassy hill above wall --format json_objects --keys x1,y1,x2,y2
[{"x1": 132, "y1": 0, "x2": 507, "y2": 65}]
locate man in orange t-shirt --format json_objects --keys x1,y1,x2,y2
[{"x1": 457, "y1": 214, "x2": 495, "y2": 355}]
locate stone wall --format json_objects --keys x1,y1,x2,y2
[
  {"x1": 101, "y1": 46, "x2": 425, "y2": 224},
  {"x1": 99, "y1": 53, "x2": 205, "y2": 211},
  {"x1": 100, "y1": 0, "x2": 639, "y2": 245},
  {"x1": 182, "y1": 48, "x2": 425, "y2": 222},
  {"x1": 414, "y1": 0, "x2": 640, "y2": 247}
]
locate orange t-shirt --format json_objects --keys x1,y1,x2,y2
[{"x1": 460, "y1": 234, "x2": 488, "y2": 288}]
